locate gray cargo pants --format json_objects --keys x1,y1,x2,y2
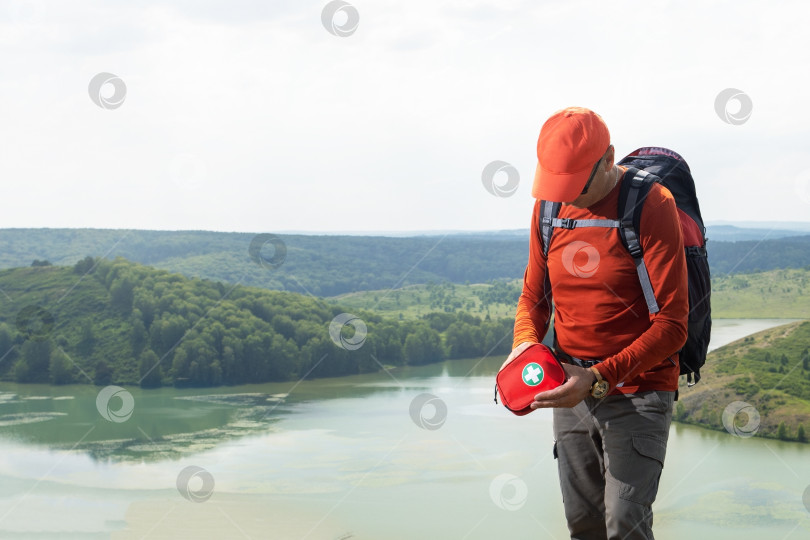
[{"x1": 552, "y1": 390, "x2": 674, "y2": 540}]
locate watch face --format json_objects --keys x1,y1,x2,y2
[{"x1": 591, "y1": 380, "x2": 609, "y2": 399}]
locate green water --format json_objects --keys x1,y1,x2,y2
[{"x1": 0, "y1": 319, "x2": 807, "y2": 539}]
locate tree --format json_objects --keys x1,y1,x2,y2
[
  {"x1": 797, "y1": 424, "x2": 807, "y2": 443},
  {"x1": 184, "y1": 339, "x2": 222, "y2": 386},
  {"x1": 149, "y1": 314, "x2": 188, "y2": 356},
  {"x1": 777, "y1": 421, "x2": 789, "y2": 441},
  {"x1": 94, "y1": 359, "x2": 113, "y2": 386},
  {"x1": 422, "y1": 312, "x2": 456, "y2": 333},
  {"x1": 130, "y1": 315, "x2": 148, "y2": 356},
  {"x1": 373, "y1": 322, "x2": 405, "y2": 365},
  {"x1": 139, "y1": 349, "x2": 162, "y2": 388},
  {"x1": 220, "y1": 345, "x2": 239, "y2": 384},
  {"x1": 73, "y1": 255, "x2": 96, "y2": 275},
  {"x1": 264, "y1": 334, "x2": 297, "y2": 380},
  {"x1": 482, "y1": 320, "x2": 512, "y2": 355},
  {"x1": 16, "y1": 340, "x2": 51, "y2": 383},
  {"x1": 110, "y1": 276, "x2": 135, "y2": 314},
  {"x1": 77, "y1": 321, "x2": 96, "y2": 357},
  {"x1": 170, "y1": 347, "x2": 190, "y2": 382},
  {"x1": 300, "y1": 336, "x2": 332, "y2": 379},
  {"x1": 271, "y1": 315, "x2": 296, "y2": 340},
  {"x1": 404, "y1": 325, "x2": 443, "y2": 365},
  {"x1": 134, "y1": 293, "x2": 157, "y2": 329},
  {"x1": 49, "y1": 348, "x2": 73, "y2": 385},
  {"x1": 674, "y1": 402, "x2": 688, "y2": 421},
  {"x1": 0, "y1": 323, "x2": 15, "y2": 369},
  {"x1": 13, "y1": 358, "x2": 30, "y2": 382}
]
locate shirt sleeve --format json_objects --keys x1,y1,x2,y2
[
  {"x1": 512, "y1": 200, "x2": 553, "y2": 349},
  {"x1": 594, "y1": 185, "x2": 689, "y2": 389}
]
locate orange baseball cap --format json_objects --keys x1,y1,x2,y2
[{"x1": 531, "y1": 107, "x2": 611, "y2": 202}]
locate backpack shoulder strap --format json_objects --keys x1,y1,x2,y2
[
  {"x1": 618, "y1": 167, "x2": 660, "y2": 314},
  {"x1": 539, "y1": 200, "x2": 561, "y2": 257}
]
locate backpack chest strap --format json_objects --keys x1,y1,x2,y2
[{"x1": 549, "y1": 217, "x2": 621, "y2": 229}]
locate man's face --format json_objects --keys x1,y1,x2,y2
[{"x1": 563, "y1": 146, "x2": 615, "y2": 209}]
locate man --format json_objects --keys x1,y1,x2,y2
[{"x1": 504, "y1": 107, "x2": 688, "y2": 539}]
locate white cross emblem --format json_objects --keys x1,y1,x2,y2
[{"x1": 522, "y1": 363, "x2": 543, "y2": 386}]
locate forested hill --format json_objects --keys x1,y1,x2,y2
[
  {"x1": 0, "y1": 229, "x2": 527, "y2": 297},
  {"x1": 0, "y1": 258, "x2": 513, "y2": 387},
  {"x1": 708, "y1": 236, "x2": 810, "y2": 274},
  {"x1": 1, "y1": 228, "x2": 810, "y2": 297}
]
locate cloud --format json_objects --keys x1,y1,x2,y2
[{"x1": 0, "y1": 0, "x2": 809, "y2": 232}]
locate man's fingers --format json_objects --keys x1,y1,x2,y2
[
  {"x1": 533, "y1": 381, "x2": 572, "y2": 402},
  {"x1": 532, "y1": 397, "x2": 574, "y2": 409},
  {"x1": 499, "y1": 341, "x2": 537, "y2": 372},
  {"x1": 532, "y1": 373, "x2": 590, "y2": 408}
]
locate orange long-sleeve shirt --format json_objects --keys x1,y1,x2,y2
[{"x1": 512, "y1": 169, "x2": 689, "y2": 393}]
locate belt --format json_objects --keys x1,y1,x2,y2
[{"x1": 554, "y1": 347, "x2": 601, "y2": 369}]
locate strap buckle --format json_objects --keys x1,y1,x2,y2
[
  {"x1": 631, "y1": 169, "x2": 648, "y2": 187},
  {"x1": 560, "y1": 355, "x2": 599, "y2": 369},
  {"x1": 557, "y1": 218, "x2": 576, "y2": 229},
  {"x1": 555, "y1": 347, "x2": 600, "y2": 368}
]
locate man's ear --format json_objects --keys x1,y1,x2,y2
[{"x1": 603, "y1": 145, "x2": 615, "y2": 169}]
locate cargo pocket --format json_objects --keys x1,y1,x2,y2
[{"x1": 617, "y1": 434, "x2": 668, "y2": 505}]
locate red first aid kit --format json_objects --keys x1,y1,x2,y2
[{"x1": 495, "y1": 344, "x2": 567, "y2": 416}]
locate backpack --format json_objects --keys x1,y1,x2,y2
[{"x1": 539, "y1": 147, "x2": 711, "y2": 388}]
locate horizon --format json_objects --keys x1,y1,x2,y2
[{"x1": 2, "y1": 220, "x2": 810, "y2": 237}]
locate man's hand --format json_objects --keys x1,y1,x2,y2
[
  {"x1": 530, "y1": 363, "x2": 595, "y2": 409},
  {"x1": 499, "y1": 342, "x2": 536, "y2": 372}
]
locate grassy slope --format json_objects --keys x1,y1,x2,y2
[
  {"x1": 711, "y1": 268, "x2": 810, "y2": 318},
  {"x1": 329, "y1": 280, "x2": 523, "y2": 321},
  {"x1": 329, "y1": 281, "x2": 521, "y2": 321},
  {"x1": 676, "y1": 321, "x2": 810, "y2": 442},
  {"x1": 330, "y1": 268, "x2": 810, "y2": 320}
]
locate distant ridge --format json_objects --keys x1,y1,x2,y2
[
  {"x1": 707, "y1": 221, "x2": 810, "y2": 232},
  {"x1": 706, "y1": 225, "x2": 810, "y2": 242},
  {"x1": 245, "y1": 222, "x2": 810, "y2": 238},
  {"x1": 2, "y1": 226, "x2": 810, "y2": 296}
]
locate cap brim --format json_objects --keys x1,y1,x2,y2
[{"x1": 531, "y1": 162, "x2": 589, "y2": 202}]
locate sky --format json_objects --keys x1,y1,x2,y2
[{"x1": 1, "y1": 0, "x2": 809, "y2": 234}]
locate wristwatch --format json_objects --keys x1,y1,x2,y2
[{"x1": 589, "y1": 366, "x2": 609, "y2": 399}]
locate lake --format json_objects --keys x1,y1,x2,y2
[{"x1": 0, "y1": 319, "x2": 808, "y2": 539}]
